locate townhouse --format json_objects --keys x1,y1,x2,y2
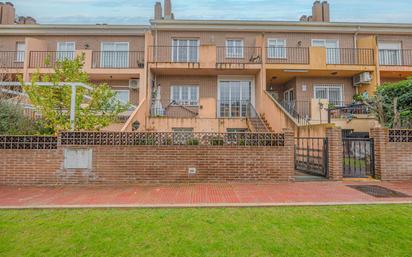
[{"x1": 0, "y1": 1, "x2": 411, "y2": 134}]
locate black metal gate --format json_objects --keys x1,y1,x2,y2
[
  {"x1": 295, "y1": 137, "x2": 328, "y2": 177},
  {"x1": 342, "y1": 138, "x2": 375, "y2": 178}
]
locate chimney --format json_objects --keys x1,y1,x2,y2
[
  {"x1": 0, "y1": 2, "x2": 15, "y2": 24},
  {"x1": 164, "y1": 0, "x2": 172, "y2": 19},
  {"x1": 322, "y1": 1, "x2": 330, "y2": 22},
  {"x1": 312, "y1": 1, "x2": 323, "y2": 22},
  {"x1": 154, "y1": 2, "x2": 162, "y2": 20}
]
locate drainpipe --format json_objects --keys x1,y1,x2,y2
[{"x1": 353, "y1": 27, "x2": 360, "y2": 95}]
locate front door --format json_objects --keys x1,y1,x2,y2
[{"x1": 218, "y1": 80, "x2": 251, "y2": 118}]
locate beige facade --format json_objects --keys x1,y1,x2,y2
[{"x1": 1, "y1": 0, "x2": 412, "y2": 133}]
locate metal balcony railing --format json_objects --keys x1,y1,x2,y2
[
  {"x1": 216, "y1": 47, "x2": 262, "y2": 64},
  {"x1": 29, "y1": 51, "x2": 76, "y2": 68},
  {"x1": 379, "y1": 49, "x2": 412, "y2": 66},
  {"x1": 266, "y1": 47, "x2": 310, "y2": 64},
  {"x1": 0, "y1": 51, "x2": 25, "y2": 69},
  {"x1": 326, "y1": 48, "x2": 374, "y2": 65},
  {"x1": 148, "y1": 46, "x2": 200, "y2": 63},
  {"x1": 92, "y1": 51, "x2": 144, "y2": 69},
  {"x1": 150, "y1": 99, "x2": 200, "y2": 118}
]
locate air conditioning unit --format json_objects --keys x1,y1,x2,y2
[
  {"x1": 129, "y1": 79, "x2": 140, "y2": 90},
  {"x1": 353, "y1": 72, "x2": 372, "y2": 86}
]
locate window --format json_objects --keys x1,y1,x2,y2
[
  {"x1": 113, "y1": 90, "x2": 130, "y2": 104},
  {"x1": 284, "y1": 89, "x2": 294, "y2": 103},
  {"x1": 314, "y1": 85, "x2": 343, "y2": 106},
  {"x1": 171, "y1": 86, "x2": 199, "y2": 106},
  {"x1": 15, "y1": 42, "x2": 25, "y2": 62},
  {"x1": 57, "y1": 42, "x2": 76, "y2": 60},
  {"x1": 378, "y1": 42, "x2": 402, "y2": 65},
  {"x1": 312, "y1": 39, "x2": 340, "y2": 64},
  {"x1": 101, "y1": 42, "x2": 129, "y2": 68},
  {"x1": 218, "y1": 80, "x2": 251, "y2": 118},
  {"x1": 172, "y1": 39, "x2": 199, "y2": 62},
  {"x1": 226, "y1": 39, "x2": 244, "y2": 58},
  {"x1": 267, "y1": 39, "x2": 287, "y2": 59},
  {"x1": 227, "y1": 128, "x2": 248, "y2": 133}
]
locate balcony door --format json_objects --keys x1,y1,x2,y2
[
  {"x1": 15, "y1": 42, "x2": 26, "y2": 62},
  {"x1": 378, "y1": 42, "x2": 402, "y2": 65},
  {"x1": 101, "y1": 42, "x2": 129, "y2": 68},
  {"x1": 172, "y1": 39, "x2": 199, "y2": 62},
  {"x1": 57, "y1": 42, "x2": 76, "y2": 61},
  {"x1": 218, "y1": 80, "x2": 251, "y2": 118},
  {"x1": 312, "y1": 39, "x2": 340, "y2": 64}
]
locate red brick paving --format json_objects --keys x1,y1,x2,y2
[{"x1": 0, "y1": 181, "x2": 411, "y2": 208}]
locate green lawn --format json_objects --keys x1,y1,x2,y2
[{"x1": 1, "y1": 205, "x2": 411, "y2": 257}]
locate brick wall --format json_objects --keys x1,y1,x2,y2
[
  {"x1": 371, "y1": 128, "x2": 412, "y2": 181},
  {"x1": 0, "y1": 132, "x2": 294, "y2": 185},
  {"x1": 326, "y1": 127, "x2": 343, "y2": 180}
]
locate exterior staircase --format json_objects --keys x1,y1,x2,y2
[{"x1": 246, "y1": 104, "x2": 272, "y2": 132}]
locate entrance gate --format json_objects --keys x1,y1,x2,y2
[
  {"x1": 342, "y1": 138, "x2": 375, "y2": 178},
  {"x1": 295, "y1": 137, "x2": 328, "y2": 177}
]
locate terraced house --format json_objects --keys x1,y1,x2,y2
[{"x1": 1, "y1": 0, "x2": 411, "y2": 134}]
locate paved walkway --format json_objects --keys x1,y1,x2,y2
[{"x1": 0, "y1": 181, "x2": 411, "y2": 209}]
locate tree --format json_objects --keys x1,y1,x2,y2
[
  {"x1": 365, "y1": 78, "x2": 412, "y2": 129},
  {"x1": 22, "y1": 55, "x2": 129, "y2": 134}
]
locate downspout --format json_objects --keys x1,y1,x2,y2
[{"x1": 353, "y1": 26, "x2": 360, "y2": 95}]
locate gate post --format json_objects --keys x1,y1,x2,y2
[
  {"x1": 370, "y1": 128, "x2": 388, "y2": 180},
  {"x1": 326, "y1": 127, "x2": 343, "y2": 181},
  {"x1": 283, "y1": 128, "x2": 296, "y2": 181}
]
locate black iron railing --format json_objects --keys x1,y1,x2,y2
[
  {"x1": 148, "y1": 46, "x2": 199, "y2": 63},
  {"x1": 328, "y1": 103, "x2": 370, "y2": 120},
  {"x1": 216, "y1": 46, "x2": 262, "y2": 64},
  {"x1": 326, "y1": 48, "x2": 374, "y2": 65},
  {"x1": 266, "y1": 47, "x2": 310, "y2": 64},
  {"x1": 92, "y1": 51, "x2": 144, "y2": 69},
  {"x1": 150, "y1": 99, "x2": 199, "y2": 118},
  {"x1": 379, "y1": 49, "x2": 412, "y2": 66},
  {"x1": 295, "y1": 137, "x2": 328, "y2": 177},
  {"x1": 29, "y1": 51, "x2": 76, "y2": 68},
  {"x1": 0, "y1": 51, "x2": 25, "y2": 68},
  {"x1": 60, "y1": 131, "x2": 285, "y2": 147},
  {"x1": 277, "y1": 99, "x2": 310, "y2": 126},
  {"x1": 342, "y1": 138, "x2": 375, "y2": 178}
]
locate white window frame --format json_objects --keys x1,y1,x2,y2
[
  {"x1": 267, "y1": 39, "x2": 287, "y2": 59},
  {"x1": 100, "y1": 42, "x2": 130, "y2": 68},
  {"x1": 113, "y1": 89, "x2": 130, "y2": 104},
  {"x1": 284, "y1": 88, "x2": 294, "y2": 103},
  {"x1": 170, "y1": 85, "x2": 199, "y2": 106},
  {"x1": 313, "y1": 84, "x2": 344, "y2": 106},
  {"x1": 225, "y1": 39, "x2": 244, "y2": 59},
  {"x1": 217, "y1": 76, "x2": 255, "y2": 118},
  {"x1": 311, "y1": 39, "x2": 340, "y2": 64},
  {"x1": 57, "y1": 42, "x2": 76, "y2": 60},
  {"x1": 15, "y1": 42, "x2": 26, "y2": 62},
  {"x1": 378, "y1": 41, "x2": 402, "y2": 66},
  {"x1": 171, "y1": 39, "x2": 199, "y2": 63}
]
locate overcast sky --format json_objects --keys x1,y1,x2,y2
[{"x1": 10, "y1": 0, "x2": 412, "y2": 24}]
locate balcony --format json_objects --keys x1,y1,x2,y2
[
  {"x1": 379, "y1": 49, "x2": 412, "y2": 66},
  {"x1": 216, "y1": 46, "x2": 262, "y2": 65},
  {"x1": 29, "y1": 51, "x2": 76, "y2": 68},
  {"x1": 148, "y1": 46, "x2": 199, "y2": 63},
  {"x1": 0, "y1": 51, "x2": 25, "y2": 69},
  {"x1": 266, "y1": 47, "x2": 309, "y2": 64},
  {"x1": 92, "y1": 51, "x2": 144, "y2": 69},
  {"x1": 326, "y1": 48, "x2": 374, "y2": 65}
]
